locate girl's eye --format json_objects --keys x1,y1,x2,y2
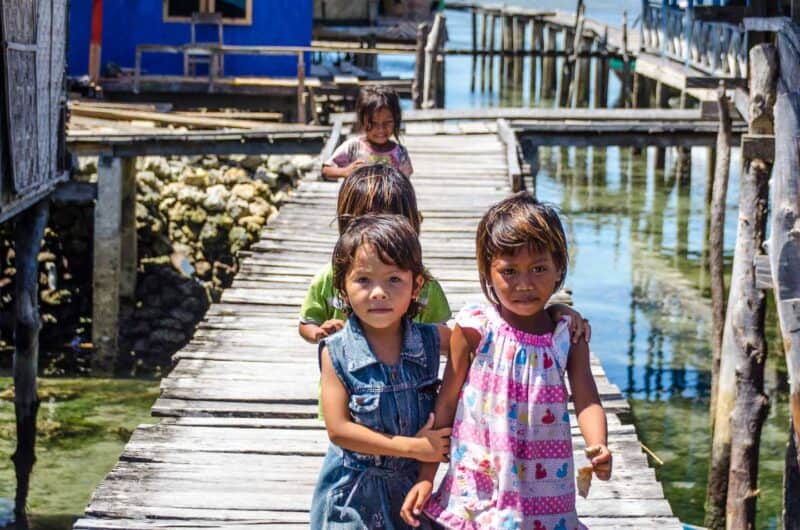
[
  {"x1": 355, "y1": 276, "x2": 370, "y2": 284},
  {"x1": 389, "y1": 276, "x2": 403, "y2": 283},
  {"x1": 501, "y1": 268, "x2": 516, "y2": 276},
  {"x1": 532, "y1": 266, "x2": 546, "y2": 273}
]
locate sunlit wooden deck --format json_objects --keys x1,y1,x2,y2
[{"x1": 74, "y1": 122, "x2": 682, "y2": 529}]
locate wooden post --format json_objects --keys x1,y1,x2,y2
[
  {"x1": 513, "y1": 17, "x2": 525, "y2": 92},
  {"x1": 471, "y1": 8, "x2": 477, "y2": 92},
  {"x1": 654, "y1": 81, "x2": 669, "y2": 170},
  {"x1": 120, "y1": 160, "x2": 138, "y2": 300},
  {"x1": 11, "y1": 198, "x2": 49, "y2": 515},
  {"x1": 594, "y1": 27, "x2": 609, "y2": 108},
  {"x1": 92, "y1": 155, "x2": 135, "y2": 374},
  {"x1": 503, "y1": 14, "x2": 514, "y2": 85},
  {"x1": 559, "y1": 26, "x2": 576, "y2": 107},
  {"x1": 297, "y1": 51, "x2": 306, "y2": 123},
  {"x1": 413, "y1": 22, "x2": 431, "y2": 109},
  {"x1": 423, "y1": 13, "x2": 444, "y2": 109},
  {"x1": 723, "y1": 43, "x2": 776, "y2": 530},
  {"x1": 488, "y1": 14, "x2": 496, "y2": 93},
  {"x1": 480, "y1": 11, "x2": 488, "y2": 92},
  {"x1": 622, "y1": 12, "x2": 631, "y2": 108},
  {"x1": 768, "y1": 24, "x2": 800, "y2": 529},
  {"x1": 541, "y1": 25, "x2": 557, "y2": 100},
  {"x1": 561, "y1": 0, "x2": 584, "y2": 107},
  {"x1": 529, "y1": 19, "x2": 542, "y2": 102},
  {"x1": 576, "y1": 34, "x2": 592, "y2": 107},
  {"x1": 705, "y1": 84, "x2": 733, "y2": 530}
]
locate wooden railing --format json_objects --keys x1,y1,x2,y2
[
  {"x1": 133, "y1": 44, "x2": 415, "y2": 123},
  {"x1": 641, "y1": 1, "x2": 747, "y2": 77}
]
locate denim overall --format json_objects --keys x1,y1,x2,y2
[{"x1": 310, "y1": 316, "x2": 440, "y2": 530}]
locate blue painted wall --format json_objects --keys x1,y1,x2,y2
[{"x1": 68, "y1": 1, "x2": 312, "y2": 78}]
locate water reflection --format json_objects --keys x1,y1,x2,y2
[{"x1": 528, "y1": 144, "x2": 788, "y2": 527}]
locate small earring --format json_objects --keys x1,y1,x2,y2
[{"x1": 484, "y1": 282, "x2": 499, "y2": 304}]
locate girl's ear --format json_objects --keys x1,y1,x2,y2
[{"x1": 412, "y1": 275, "x2": 425, "y2": 299}]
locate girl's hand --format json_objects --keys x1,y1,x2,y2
[
  {"x1": 320, "y1": 319, "x2": 345, "y2": 335},
  {"x1": 345, "y1": 159, "x2": 366, "y2": 174},
  {"x1": 413, "y1": 413, "x2": 451, "y2": 463},
  {"x1": 586, "y1": 444, "x2": 612, "y2": 480},
  {"x1": 547, "y1": 304, "x2": 591, "y2": 343},
  {"x1": 400, "y1": 480, "x2": 433, "y2": 527}
]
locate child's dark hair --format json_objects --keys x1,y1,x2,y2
[
  {"x1": 476, "y1": 191, "x2": 569, "y2": 302},
  {"x1": 355, "y1": 86, "x2": 402, "y2": 140},
  {"x1": 336, "y1": 164, "x2": 421, "y2": 235},
  {"x1": 332, "y1": 214, "x2": 429, "y2": 320}
]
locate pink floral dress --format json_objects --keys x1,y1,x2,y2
[{"x1": 425, "y1": 304, "x2": 585, "y2": 530}]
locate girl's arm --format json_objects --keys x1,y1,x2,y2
[
  {"x1": 567, "y1": 340, "x2": 612, "y2": 480},
  {"x1": 321, "y1": 160, "x2": 365, "y2": 180},
  {"x1": 400, "y1": 324, "x2": 476, "y2": 526},
  {"x1": 320, "y1": 345, "x2": 450, "y2": 462}
]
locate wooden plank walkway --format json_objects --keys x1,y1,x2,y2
[{"x1": 74, "y1": 124, "x2": 682, "y2": 529}]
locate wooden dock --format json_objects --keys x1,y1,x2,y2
[{"x1": 74, "y1": 123, "x2": 682, "y2": 529}]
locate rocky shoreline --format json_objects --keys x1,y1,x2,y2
[{"x1": 0, "y1": 153, "x2": 317, "y2": 375}]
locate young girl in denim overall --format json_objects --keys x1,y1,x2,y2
[{"x1": 310, "y1": 214, "x2": 450, "y2": 529}]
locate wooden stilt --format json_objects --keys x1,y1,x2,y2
[
  {"x1": 723, "y1": 44, "x2": 775, "y2": 530},
  {"x1": 654, "y1": 81, "x2": 669, "y2": 171},
  {"x1": 529, "y1": 19, "x2": 542, "y2": 103},
  {"x1": 622, "y1": 11, "x2": 631, "y2": 108},
  {"x1": 576, "y1": 34, "x2": 593, "y2": 107},
  {"x1": 92, "y1": 155, "x2": 135, "y2": 374},
  {"x1": 706, "y1": 88, "x2": 734, "y2": 530},
  {"x1": 412, "y1": 22, "x2": 430, "y2": 109},
  {"x1": 541, "y1": 25, "x2": 557, "y2": 100},
  {"x1": 513, "y1": 17, "x2": 525, "y2": 94},
  {"x1": 559, "y1": 27, "x2": 575, "y2": 107},
  {"x1": 488, "y1": 14, "x2": 496, "y2": 93},
  {"x1": 480, "y1": 11, "x2": 488, "y2": 92},
  {"x1": 594, "y1": 27, "x2": 609, "y2": 108},
  {"x1": 11, "y1": 198, "x2": 49, "y2": 515},
  {"x1": 120, "y1": 159, "x2": 138, "y2": 300},
  {"x1": 470, "y1": 9, "x2": 477, "y2": 93}
]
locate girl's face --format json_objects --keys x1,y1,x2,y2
[
  {"x1": 344, "y1": 243, "x2": 422, "y2": 330},
  {"x1": 364, "y1": 107, "x2": 395, "y2": 146},
  {"x1": 488, "y1": 246, "x2": 561, "y2": 319}
]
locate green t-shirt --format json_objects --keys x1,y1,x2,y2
[{"x1": 300, "y1": 263, "x2": 451, "y2": 325}]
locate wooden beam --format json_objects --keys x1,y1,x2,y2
[
  {"x1": 741, "y1": 134, "x2": 774, "y2": 162},
  {"x1": 684, "y1": 76, "x2": 748, "y2": 89},
  {"x1": 69, "y1": 103, "x2": 272, "y2": 129},
  {"x1": 52, "y1": 181, "x2": 97, "y2": 203}
]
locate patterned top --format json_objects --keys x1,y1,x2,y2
[
  {"x1": 324, "y1": 136, "x2": 413, "y2": 177},
  {"x1": 425, "y1": 304, "x2": 586, "y2": 530}
]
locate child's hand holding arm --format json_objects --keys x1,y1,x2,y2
[
  {"x1": 567, "y1": 340, "x2": 612, "y2": 481},
  {"x1": 400, "y1": 324, "x2": 476, "y2": 527},
  {"x1": 320, "y1": 346, "x2": 451, "y2": 462},
  {"x1": 299, "y1": 319, "x2": 346, "y2": 343},
  {"x1": 546, "y1": 303, "x2": 592, "y2": 343}
]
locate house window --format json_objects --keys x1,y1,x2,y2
[{"x1": 164, "y1": 0, "x2": 253, "y2": 25}]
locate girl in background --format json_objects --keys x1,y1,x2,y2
[{"x1": 322, "y1": 86, "x2": 413, "y2": 180}]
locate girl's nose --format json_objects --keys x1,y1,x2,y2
[{"x1": 370, "y1": 285, "x2": 388, "y2": 299}]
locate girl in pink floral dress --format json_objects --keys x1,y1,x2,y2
[{"x1": 400, "y1": 192, "x2": 613, "y2": 530}]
